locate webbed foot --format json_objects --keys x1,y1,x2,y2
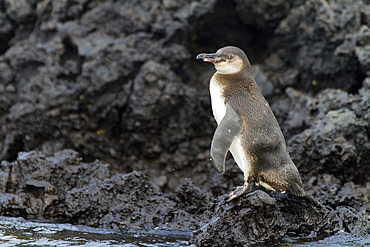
[{"x1": 227, "y1": 181, "x2": 249, "y2": 202}]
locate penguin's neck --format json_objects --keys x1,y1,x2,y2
[{"x1": 213, "y1": 71, "x2": 251, "y2": 86}]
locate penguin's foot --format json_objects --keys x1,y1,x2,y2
[{"x1": 227, "y1": 181, "x2": 249, "y2": 202}]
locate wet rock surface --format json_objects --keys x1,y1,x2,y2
[{"x1": 0, "y1": 0, "x2": 369, "y2": 245}]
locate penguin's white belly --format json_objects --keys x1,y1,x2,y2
[{"x1": 209, "y1": 76, "x2": 251, "y2": 178}]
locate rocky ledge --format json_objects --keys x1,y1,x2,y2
[
  {"x1": 190, "y1": 190, "x2": 369, "y2": 246},
  {"x1": 0, "y1": 0, "x2": 369, "y2": 245},
  {"x1": 0, "y1": 149, "x2": 369, "y2": 246},
  {"x1": 0, "y1": 150, "x2": 213, "y2": 231}
]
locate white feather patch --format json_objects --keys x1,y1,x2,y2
[
  {"x1": 258, "y1": 181, "x2": 277, "y2": 192},
  {"x1": 229, "y1": 135, "x2": 251, "y2": 178},
  {"x1": 209, "y1": 75, "x2": 226, "y2": 124},
  {"x1": 209, "y1": 74, "x2": 251, "y2": 178}
]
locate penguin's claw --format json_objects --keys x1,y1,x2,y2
[{"x1": 227, "y1": 181, "x2": 249, "y2": 202}]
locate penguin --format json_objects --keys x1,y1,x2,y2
[{"x1": 196, "y1": 46, "x2": 305, "y2": 201}]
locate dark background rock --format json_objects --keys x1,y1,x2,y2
[
  {"x1": 0, "y1": 0, "x2": 369, "y2": 244},
  {"x1": 0, "y1": 0, "x2": 367, "y2": 195},
  {"x1": 288, "y1": 80, "x2": 370, "y2": 186}
]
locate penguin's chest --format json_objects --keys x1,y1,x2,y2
[
  {"x1": 209, "y1": 77, "x2": 226, "y2": 124},
  {"x1": 209, "y1": 76, "x2": 251, "y2": 178}
]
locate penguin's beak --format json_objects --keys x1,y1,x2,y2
[{"x1": 196, "y1": 53, "x2": 223, "y2": 63}]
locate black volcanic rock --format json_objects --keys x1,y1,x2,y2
[
  {"x1": 288, "y1": 79, "x2": 370, "y2": 185},
  {"x1": 0, "y1": 0, "x2": 369, "y2": 245},
  {"x1": 272, "y1": 0, "x2": 368, "y2": 93},
  {"x1": 0, "y1": 0, "x2": 368, "y2": 194},
  {"x1": 190, "y1": 190, "x2": 369, "y2": 246},
  {"x1": 0, "y1": 150, "x2": 212, "y2": 231},
  {"x1": 0, "y1": 0, "x2": 217, "y2": 192}
]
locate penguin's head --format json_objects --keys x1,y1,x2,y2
[{"x1": 196, "y1": 46, "x2": 251, "y2": 75}]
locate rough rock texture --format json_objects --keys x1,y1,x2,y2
[
  {"x1": 272, "y1": 0, "x2": 369, "y2": 93},
  {"x1": 286, "y1": 78, "x2": 370, "y2": 185},
  {"x1": 268, "y1": 78, "x2": 370, "y2": 211},
  {"x1": 1, "y1": 150, "x2": 368, "y2": 246},
  {"x1": 0, "y1": 150, "x2": 111, "y2": 218},
  {"x1": 0, "y1": 0, "x2": 369, "y2": 245},
  {"x1": 0, "y1": 0, "x2": 368, "y2": 192},
  {"x1": 0, "y1": 0, "x2": 216, "y2": 193},
  {"x1": 190, "y1": 190, "x2": 370, "y2": 246},
  {"x1": 0, "y1": 150, "x2": 212, "y2": 231}
]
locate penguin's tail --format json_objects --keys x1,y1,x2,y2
[{"x1": 288, "y1": 179, "x2": 306, "y2": 197}]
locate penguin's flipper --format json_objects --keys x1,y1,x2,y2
[{"x1": 210, "y1": 103, "x2": 243, "y2": 174}]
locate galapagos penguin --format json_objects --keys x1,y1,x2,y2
[{"x1": 196, "y1": 46, "x2": 305, "y2": 201}]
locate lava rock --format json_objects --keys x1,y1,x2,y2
[
  {"x1": 234, "y1": 0, "x2": 304, "y2": 32},
  {"x1": 0, "y1": 150, "x2": 212, "y2": 231},
  {"x1": 0, "y1": 0, "x2": 368, "y2": 198},
  {"x1": 4, "y1": 0, "x2": 35, "y2": 24},
  {"x1": 0, "y1": 150, "x2": 111, "y2": 218},
  {"x1": 0, "y1": 0, "x2": 216, "y2": 191},
  {"x1": 305, "y1": 174, "x2": 369, "y2": 214},
  {"x1": 288, "y1": 80, "x2": 370, "y2": 185},
  {"x1": 65, "y1": 171, "x2": 177, "y2": 230},
  {"x1": 273, "y1": 0, "x2": 367, "y2": 92},
  {"x1": 0, "y1": 0, "x2": 369, "y2": 243},
  {"x1": 190, "y1": 190, "x2": 369, "y2": 246}
]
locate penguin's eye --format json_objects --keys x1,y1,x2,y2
[{"x1": 225, "y1": 55, "x2": 233, "y2": 60}]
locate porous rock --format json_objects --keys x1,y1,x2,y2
[
  {"x1": 0, "y1": 0, "x2": 369, "y2": 244},
  {"x1": 0, "y1": 150, "x2": 212, "y2": 231},
  {"x1": 190, "y1": 189, "x2": 369, "y2": 246},
  {"x1": 288, "y1": 80, "x2": 370, "y2": 185}
]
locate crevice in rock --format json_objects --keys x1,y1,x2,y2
[
  {"x1": 0, "y1": 3, "x2": 14, "y2": 56},
  {"x1": 353, "y1": 61, "x2": 367, "y2": 94},
  {"x1": 2, "y1": 134, "x2": 24, "y2": 162},
  {"x1": 189, "y1": 0, "x2": 263, "y2": 59},
  {"x1": 0, "y1": 33, "x2": 13, "y2": 56},
  {"x1": 185, "y1": 0, "x2": 271, "y2": 88},
  {"x1": 5, "y1": 164, "x2": 13, "y2": 193},
  {"x1": 59, "y1": 36, "x2": 83, "y2": 80}
]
